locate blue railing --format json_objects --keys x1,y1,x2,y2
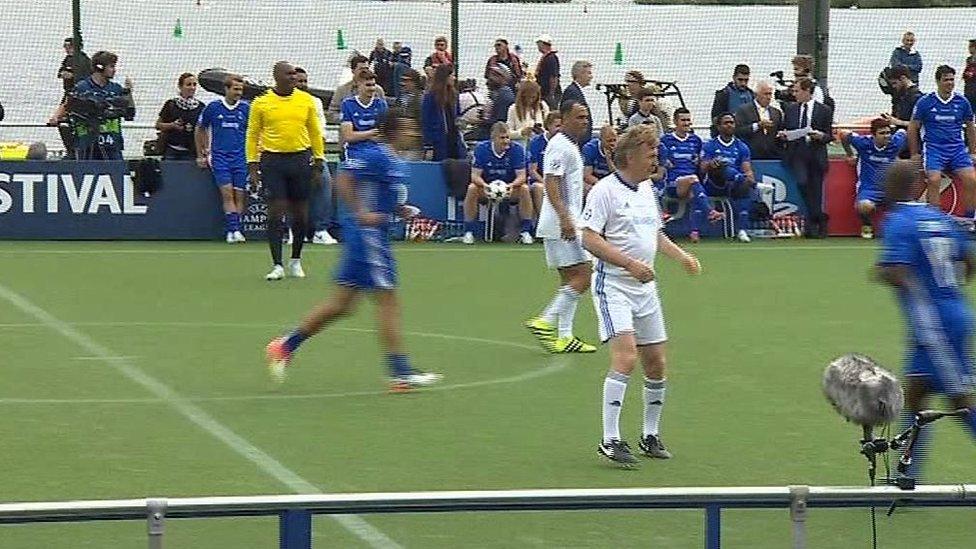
[{"x1": 1, "y1": 485, "x2": 973, "y2": 548}]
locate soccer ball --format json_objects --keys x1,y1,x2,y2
[{"x1": 484, "y1": 180, "x2": 510, "y2": 202}]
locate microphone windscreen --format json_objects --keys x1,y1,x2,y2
[{"x1": 823, "y1": 353, "x2": 904, "y2": 427}]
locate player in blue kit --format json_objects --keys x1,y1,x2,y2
[
  {"x1": 266, "y1": 110, "x2": 442, "y2": 392},
  {"x1": 876, "y1": 160, "x2": 976, "y2": 481},
  {"x1": 527, "y1": 111, "x2": 561, "y2": 217},
  {"x1": 462, "y1": 122, "x2": 535, "y2": 245},
  {"x1": 582, "y1": 125, "x2": 616, "y2": 193},
  {"x1": 908, "y1": 65, "x2": 976, "y2": 215},
  {"x1": 196, "y1": 74, "x2": 249, "y2": 243},
  {"x1": 840, "y1": 118, "x2": 907, "y2": 239},
  {"x1": 340, "y1": 69, "x2": 388, "y2": 160},
  {"x1": 702, "y1": 112, "x2": 756, "y2": 243},
  {"x1": 661, "y1": 108, "x2": 723, "y2": 242}
]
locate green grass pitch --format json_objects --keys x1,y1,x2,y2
[{"x1": 0, "y1": 240, "x2": 973, "y2": 548}]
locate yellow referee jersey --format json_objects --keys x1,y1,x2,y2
[{"x1": 245, "y1": 88, "x2": 324, "y2": 162}]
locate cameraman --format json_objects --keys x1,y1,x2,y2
[{"x1": 71, "y1": 51, "x2": 134, "y2": 160}]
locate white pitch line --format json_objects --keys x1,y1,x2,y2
[{"x1": 0, "y1": 282, "x2": 401, "y2": 549}]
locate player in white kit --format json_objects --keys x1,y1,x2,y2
[
  {"x1": 524, "y1": 100, "x2": 597, "y2": 353},
  {"x1": 581, "y1": 125, "x2": 702, "y2": 467}
]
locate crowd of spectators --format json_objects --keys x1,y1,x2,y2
[{"x1": 28, "y1": 29, "x2": 976, "y2": 243}]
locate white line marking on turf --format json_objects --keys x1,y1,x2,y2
[
  {"x1": 71, "y1": 355, "x2": 139, "y2": 361},
  {"x1": 0, "y1": 284, "x2": 401, "y2": 549},
  {"x1": 0, "y1": 322, "x2": 564, "y2": 405}
]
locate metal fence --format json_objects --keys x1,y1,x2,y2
[{"x1": 1, "y1": 485, "x2": 973, "y2": 549}]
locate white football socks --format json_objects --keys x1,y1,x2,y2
[
  {"x1": 643, "y1": 378, "x2": 666, "y2": 437},
  {"x1": 602, "y1": 370, "x2": 629, "y2": 442}
]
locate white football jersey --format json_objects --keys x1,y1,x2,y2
[
  {"x1": 581, "y1": 172, "x2": 661, "y2": 281},
  {"x1": 537, "y1": 132, "x2": 585, "y2": 239}
]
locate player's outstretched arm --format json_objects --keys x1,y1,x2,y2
[
  {"x1": 657, "y1": 231, "x2": 701, "y2": 275},
  {"x1": 582, "y1": 228, "x2": 654, "y2": 283}
]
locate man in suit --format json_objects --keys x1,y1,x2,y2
[
  {"x1": 778, "y1": 77, "x2": 833, "y2": 238},
  {"x1": 735, "y1": 80, "x2": 783, "y2": 160},
  {"x1": 560, "y1": 60, "x2": 593, "y2": 144}
]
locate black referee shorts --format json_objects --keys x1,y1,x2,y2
[{"x1": 260, "y1": 150, "x2": 312, "y2": 202}]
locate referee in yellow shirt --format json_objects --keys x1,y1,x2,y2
[{"x1": 247, "y1": 61, "x2": 325, "y2": 280}]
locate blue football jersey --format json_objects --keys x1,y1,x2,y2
[
  {"x1": 911, "y1": 92, "x2": 974, "y2": 148},
  {"x1": 702, "y1": 136, "x2": 751, "y2": 171},
  {"x1": 340, "y1": 142, "x2": 406, "y2": 223},
  {"x1": 847, "y1": 130, "x2": 906, "y2": 192},
  {"x1": 661, "y1": 131, "x2": 703, "y2": 183},
  {"x1": 880, "y1": 203, "x2": 971, "y2": 303},
  {"x1": 473, "y1": 140, "x2": 526, "y2": 184},
  {"x1": 528, "y1": 133, "x2": 550, "y2": 182},
  {"x1": 582, "y1": 138, "x2": 612, "y2": 179},
  {"x1": 341, "y1": 95, "x2": 389, "y2": 155},
  {"x1": 198, "y1": 99, "x2": 249, "y2": 160}
]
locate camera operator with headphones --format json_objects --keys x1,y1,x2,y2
[{"x1": 70, "y1": 50, "x2": 135, "y2": 160}]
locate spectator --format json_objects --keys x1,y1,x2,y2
[
  {"x1": 963, "y1": 39, "x2": 976, "y2": 111},
  {"x1": 52, "y1": 37, "x2": 92, "y2": 158},
  {"x1": 788, "y1": 55, "x2": 832, "y2": 110},
  {"x1": 883, "y1": 65, "x2": 922, "y2": 132},
  {"x1": 485, "y1": 38, "x2": 524, "y2": 88},
  {"x1": 618, "y1": 70, "x2": 646, "y2": 119},
  {"x1": 390, "y1": 41, "x2": 413, "y2": 98},
  {"x1": 839, "y1": 118, "x2": 907, "y2": 239},
  {"x1": 777, "y1": 77, "x2": 833, "y2": 238},
  {"x1": 889, "y1": 31, "x2": 922, "y2": 84},
  {"x1": 462, "y1": 121, "x2": 535, "y2": 245},
  {"x1": 369, "y1": 38, "x2": 394, "y2": 92},
  {"x1": 421, "y1": 63, "x2": 466, "y2": 161},
  {"x1": 527, "y1": 111, "x2": 562, "y2": 212},
  {"x1": 702, "y1": 112, "x2": 756, "y2": 243},
  {"x1": 734, "y1": 80, "x2": 783, "y2": 160},
  {"x1": 424, "y1": 36, "x2": 454, "y2": 79},
  {"x1": 560, "y1": 60, "x2": 594, "y2": 143},
  {"x1": 156, "y1": 73, "x2": 203, "y2": 161},
  {"x1": 327, "y1": 55, "x2": 386, "y2": 124},
  {"x1": 507, "y1": 79, "x2": 549, "y2": 144},
  {"x1": 710, "y1": 64, "x2": 754, "y2": 137},
  {"x1": 0, "y1": 98, "x2": 4, "y2": 122},
  {"x1": 71, "y1": 50, "x2": 134, "y2": 160},
  {"x1": 534, "y1": 34, "x2": 561, "y2": 110},
  {"x1": 395, "y1": 68, "x2": 423, "y2": 122},
  {"x1": 582, "y1": 125, "x2": 617, "y2": 193},
  {"x1": 486, "y1": 65, "x2": 516, "y2": 127},
  {"x1": 295, "y1": 67, "x2": 338, "y2": 245},
  {"x1": 627, "y1": 87, "x2": 665, "y2": 136}
]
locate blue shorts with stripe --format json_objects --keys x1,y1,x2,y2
[
  {"x1": 923, "y1": 143, "x2": 974, "y2": 174},
  {"x1": 211, "y1": 155, "x2": 248, "y2": 190},
  {"x1": 905, "y1": 298, "x2": 974, "y2": 396},
  {"x1": 334, "y1": 226, "x2": 397, "y2": 290}
]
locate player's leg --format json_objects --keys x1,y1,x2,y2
[
  {"x1": 594, "y1": 284, "x2": 639, "y2": 466},
  {"x1": 728, "y1": 172, "x2": 756, "y2": 242},
  {"x1": 217, "y1": 184, "x2": 239, "y2": 243},
  {"x1": 462, "y1": 183, "x2": 484, "y2": 244},
  {"x1": 284, "y1": 155, "x2": 312, "y2": 275},
  {"x1": 261, "y1": 154, "x2": 288, "y2": 279},
  {"x1": 634, "y1": 304, "x2": 671, "y2": 459},
  {"x1": 952, "y1": 165, "x2": 976, "y2": 218},
  {"x1": 548, "y1": 261, "x2": 596, "y2": 353},
  {"x1": 676, "y1": 175, "x2": 717, "y2": 241},
  {"x1": 856, "y1": 199, "x2": 877, "y2": 239},
  {"x1": 265, "y1": 285, "x2": 362, "y2": 382},
  {"x1": 511, "y1": 184, "x2": 535, "y2": 244},
  {"x1": 528, "y1": 241, "x2": 589, "y2": 345},
  {"x1": 372, "y1": 289, "x2": 442, "y2": 391},
  {"x1": 230, "y1": 166, "x2": 248, "y2": 242}
]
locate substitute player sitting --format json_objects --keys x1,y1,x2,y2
[
  {"x1": 581, "y1": 125, "x2": 702, "y2": 467},
  {"x1": 661, "y1": 108, "x2": 724, "y2": 243},
  {"x1": 702, "y1": 112, "x2": 756, "y2": 243},
  {"x1": 908, "y1": 65, "x2": 976, "y2": 217},
  {"x1": 582, "y1": 125, "x2": 616, "y2": 194},
  {"x1": 265, "y1": 110, "x2": 442, "y2": 392},
  {"x1": 524, "y1": 99, "x2": 597, "y2": 354},
  {"x1": 876, "y1": 159, "x2": 976, "y2": 481},
  {"x1": 462, "y1": 122, "x2": 535, "y2": 245},
  {"x1": 839, "y1": 118, "x2": 906, "y2": 238},
  {"x1": 195, "y1": 74, "x2": 249, "y2": 244}
]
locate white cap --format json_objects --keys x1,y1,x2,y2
[{"x1": 535, "y1": 34, "x2": 553, "y2": 45}]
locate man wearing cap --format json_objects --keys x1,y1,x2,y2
[
  {"x1": 964, "y1": 39, "x2": 976, "y2": 111},
  {"x1": 485, "y1": 38, "x2": 523, "y2": 91},
  {"x1": 535, "y1": 34, "x2": 561, "y2": 110}
]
